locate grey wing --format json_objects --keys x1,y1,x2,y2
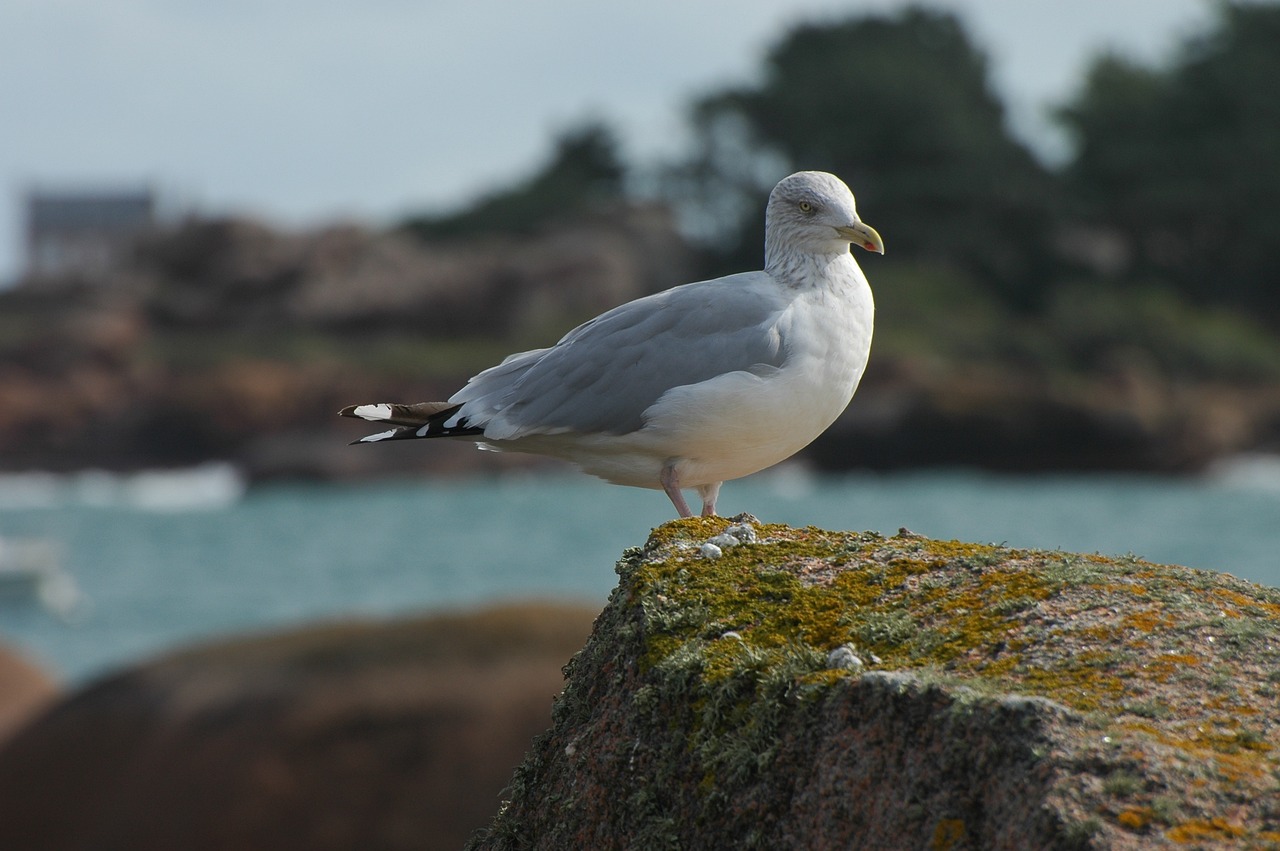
[{"x1": 452, "y1": 271, "x2": 789, "y2": 439}]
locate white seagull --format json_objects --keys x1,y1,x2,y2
[{"x1": 341, "y1": 170, "x2": 883, "y2": 518}]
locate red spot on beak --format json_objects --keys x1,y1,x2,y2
[{"x1": 863, "y1": 242, "x2": 877, "y2": 252}]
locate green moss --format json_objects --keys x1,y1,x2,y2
[
  {"x1": 1060, "y1": 817, "x2": 1105, "y2": 847},
  {"x1": 474, "y1": 520, "x2": 1280, "y2": 850},
  {"x1": 1102, "y1": 771, "x2": 1143, "y2": 798},
  {"x1": 643, "y1": 529, "x2": 1024, "y2": 687},
  {"x1": 929, "y1": 817, "x2": 967, "y2": 850},
  {"x1": 618, "y1": 519, "x2": 1280, "y2": 843}
]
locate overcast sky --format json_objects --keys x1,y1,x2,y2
[{"x1": 1, "y1": 0, "x2": 1213, "y2": 282}]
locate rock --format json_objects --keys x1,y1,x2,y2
[
  {"x1": 132, "y1": 205, "x2": 691, "y2": 336},
  {"x1": 6, "y1": 206, "x2": 1280, "y2": 478},
  {"x1": 0, "y1": 205, "x2": 697, "y2": 478},
  {"x1": 0, "y1": 645, "x2": 58, "y2": 745},
  {"x1": 470, "y1": 520, "x2": 1280, "y2": 849},
  {"x1": 0, "y1": 602, "x2": 597, "y2": 851},
  {"x1": 813, "y1": 359, "x2": 1280, "y2": 474}
]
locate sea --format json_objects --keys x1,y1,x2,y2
[{"x1": 1, "y1": 458, "x2": 1278, "y2": 685}]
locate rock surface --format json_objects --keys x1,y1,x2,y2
[
  {"x1": 0, "y1": 645, "x2": 59, "y2": 744},
  {"x1": 471, "y1": 519, "x2": 1280, "y2": 850},
  {"x1": 0, "y1": 602, "x2": 598, "y2": 851},
  {"x1": 131, "y1": 206, "x2": 690, "y2": 335},
  {"x1": 0, "y1": 207, "x2": 694, "y2": 479}
]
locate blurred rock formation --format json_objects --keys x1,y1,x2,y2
[{"x1": 0, "y1": 602, "x2": 597, "y2": 851}]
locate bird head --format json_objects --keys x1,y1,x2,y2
[{"x1": 764, "y1": 171, "x2": 884, "y2": 266}]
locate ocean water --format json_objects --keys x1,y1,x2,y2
[{"x1": 1, "y1": 461, "x2": 1277, "y2": 684}]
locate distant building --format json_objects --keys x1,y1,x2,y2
[{"x1": 23, "y1": 188, "x2": 156, "y2": 281}]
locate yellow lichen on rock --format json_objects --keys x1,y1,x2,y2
[{"x1": 471, "y1": 519, "x2": 1280, "y2": 850}]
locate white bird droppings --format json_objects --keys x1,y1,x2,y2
[
  {"x1": 826, "y1": 643, "x2": 864, "y2": 670},
  {"x1": 699, "y1": 521, "x2": 757, "y2": 560}
]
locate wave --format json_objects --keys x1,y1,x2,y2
[
  {"x1": 0, "y1": 463, "x2": 246, "y2": 511},
  {"x1": 1206, "y1": 453, "x2": 1280, "y2": 494}
]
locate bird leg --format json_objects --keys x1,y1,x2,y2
[
  {"x1": 660, "y1": 462, "x2": 694, "y2": 518},
  {"x1": 697, "y1": 482, "x2": 722, "y2": 517}
]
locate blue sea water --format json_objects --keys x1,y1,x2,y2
[{"x1": 1, "y1": 462, "x2": 1277, "y2": 684}]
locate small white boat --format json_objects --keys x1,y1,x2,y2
[{"x1": 0, "y1": 536, "x2": 83, "y2": 617}]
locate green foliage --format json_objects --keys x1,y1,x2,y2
[
  {"x1": 871, "y1": 263, "x2": 1280, "y2": 380},
  {"x1": 663, "y1": 2, "x2": 1280, "y2": 367},
  {"x1": 670, "y1": 6, "x2": 1059, "y2": 309},
  {"x1": 401, "y1": 121, "x2": 626, "y2": 240},
  {"x1": 1044, "y1": 281, "x2": 1280, "y2": 380},
  {"x1": 403, "y1": 6, "x2": 1280, "y2": 388},
  {"x1": 870, "y1": 260, "x2": 1021, "y2": 363},
  {"x1": 1058, "y1": 3, "x2": 1280, "y2": 320}
]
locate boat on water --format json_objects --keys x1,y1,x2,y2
[{"x1": 0, "y1": 535, "x2": 82, "y2": 617}]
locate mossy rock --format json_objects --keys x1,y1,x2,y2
[{"x1": 471, "y1": 518, "x2": 1280, "y2": 850}]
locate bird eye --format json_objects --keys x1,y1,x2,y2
[{"x1": 798, "y1": 201, "x2": 813, "y2": 212}]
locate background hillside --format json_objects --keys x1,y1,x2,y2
[{"x1": 4, "y1": 4, "x2": 1279, "y2": 479}]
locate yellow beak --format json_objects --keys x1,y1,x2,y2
[{"x1": 835, "y1": 222, "x2": 885, "y2": 255}]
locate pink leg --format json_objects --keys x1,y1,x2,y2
[
  {"x1": 660, "y1": 462, "x2": 694, "y2": 518},
  {"x1": 697, "y1": 482, "x2": 722, "y2": 517}
]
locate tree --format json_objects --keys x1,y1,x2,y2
[
  {"x1": 1058, "y1": 2, "x2": 1280, "y2": 320},
  {"x1": 402, "y1": 122, "x2": 627, "y2": 239},
  {"x1": 669, "y1": 7, "x2": 1059, "y2": 308}
]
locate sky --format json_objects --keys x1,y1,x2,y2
[{"x1": 0, "y1": 0, "x2": 1214, "y2": 283}]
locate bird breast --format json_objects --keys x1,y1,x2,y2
[{"x1": 636, "y1": 258, "x2": 874, "y2": 485}]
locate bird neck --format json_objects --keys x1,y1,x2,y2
[{"x1": 765, "y1": 246, "x2": 857, "y2": 289}]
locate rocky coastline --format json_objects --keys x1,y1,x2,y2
[{"x1": 3, "y1": 209, "x2": 1279, "y2": 483}]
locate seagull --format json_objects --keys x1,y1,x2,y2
[{"x1": 340, "y1": 171, "x2": 883, "y2": 518}]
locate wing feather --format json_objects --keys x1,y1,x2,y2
[{"x1": 451, "y1": 271, "x2": 790, "y2": 439}]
